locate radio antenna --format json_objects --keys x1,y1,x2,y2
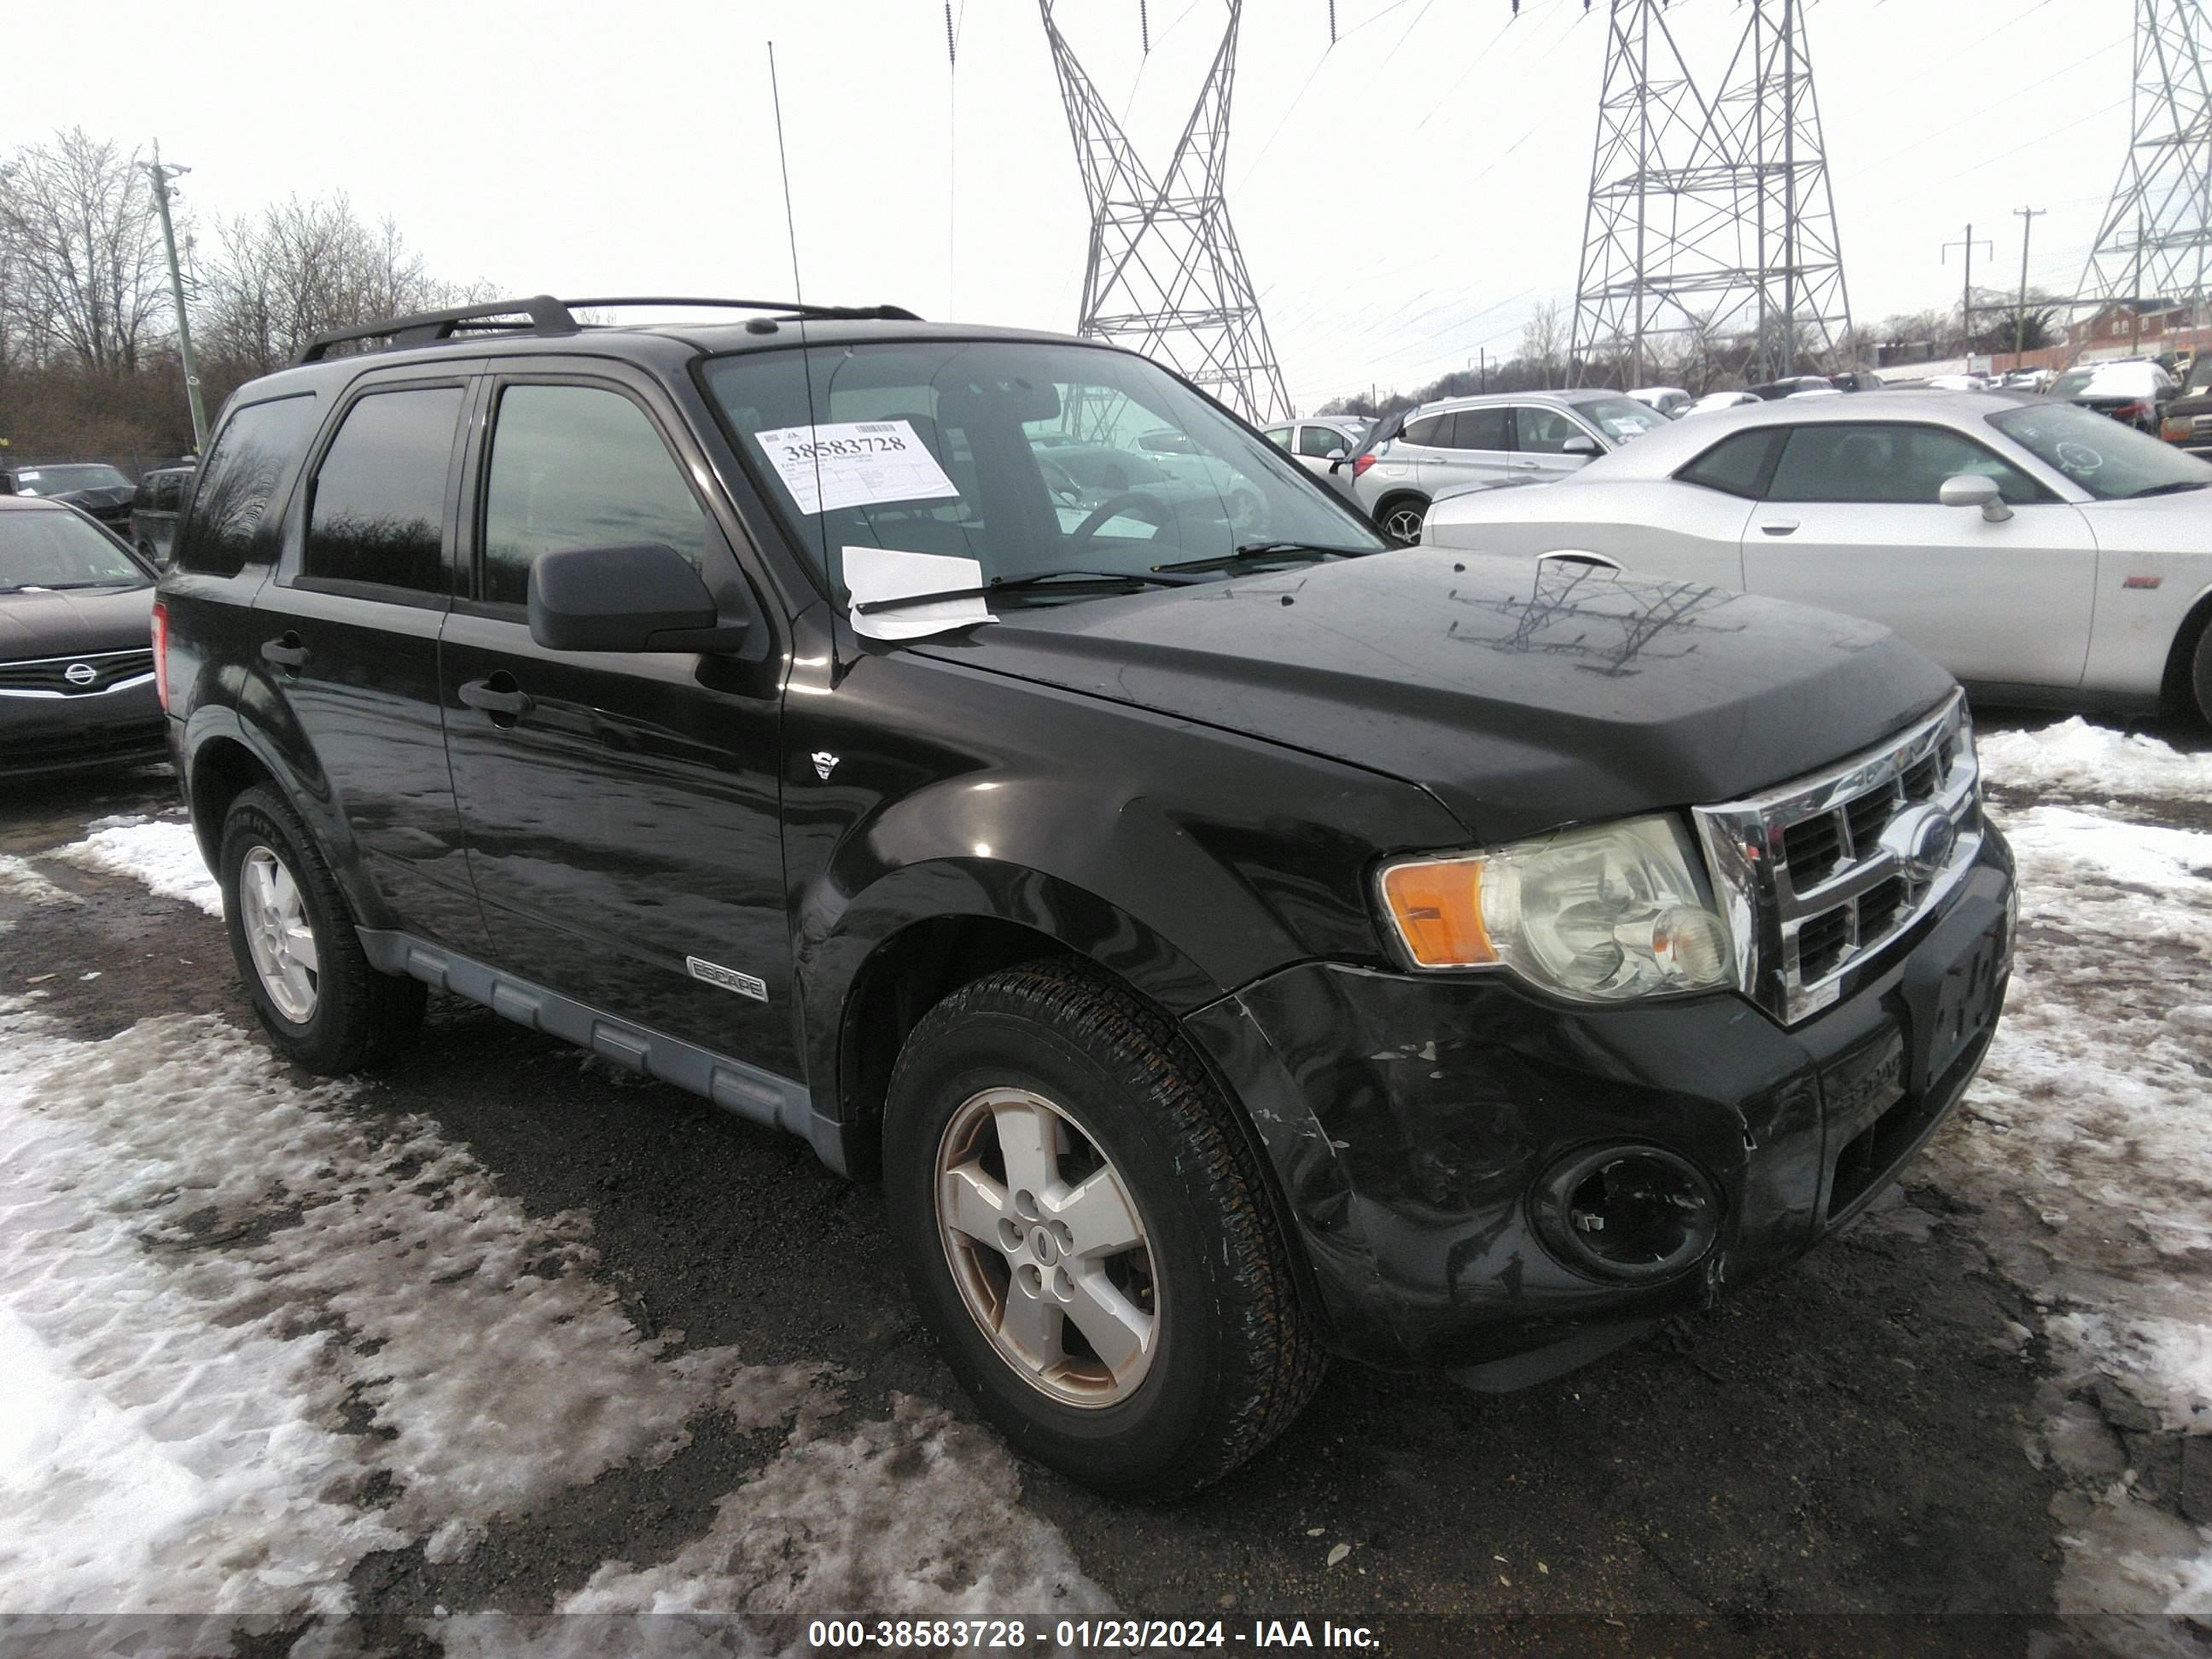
[{"x1": 767, "y1": 40, "x2": 804, "y2": 302}]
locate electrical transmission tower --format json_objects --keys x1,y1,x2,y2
[
  {"x1": 1570, "y1": 0, "x2": 1852, "y2": 387},
  {"x1": 1038, "y1": 1, "x2": 1289, "y2": 422},
  {"x1": 2080, "y1": 0, "x2": 2212, "y2": 325}
]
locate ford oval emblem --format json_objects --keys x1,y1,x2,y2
[
  {"x1": 1881, "y1": 805, "x2": 1956, "y2": 891},
  {"x1": 64, "y1": 661, "x2": 96, "y2": 687}
]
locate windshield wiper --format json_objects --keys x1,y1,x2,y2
[
  {"x1": 2128, "y1": 480, "x2": 2210, "y2": 498},
  {"x1": 1151, "y1": 539, "x2": 1375, "y2": 575},
  {"x1": 852, "y1": 567, "x2": 1199, "y2": 617}
]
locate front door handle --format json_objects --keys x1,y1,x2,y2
[
  {"x1": 1512, "y1": 460, "x2": 1542, "y2": 470},
  {"x1": 1760, "y1": 519, "x2": 1801, "y2": 536},
  {"x1": 260, "y1": 633, "x2": 308, "y2": 668},
  {"x1": 458, "y1": 675, "x2": 534, "y2": 721}
]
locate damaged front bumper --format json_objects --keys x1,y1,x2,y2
[{"x1": 1182, "y1": 832, "x2": 2014, "y2": 1388}]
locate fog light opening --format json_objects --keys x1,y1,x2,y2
[{"x1": 1536, "y1": 1146, "x2": 1720, "y2": 1284}]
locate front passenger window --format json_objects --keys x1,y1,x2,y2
[
  {"x1": 1767, "y1": 423, "x2": 2043, "y2": 506},
  {"x1": 481, "y1": 385, "x2": 713, "y2": 608}
]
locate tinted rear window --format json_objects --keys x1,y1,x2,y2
[
  {"x1": 174, "y1": 394, "x2": 320, "y2": 575},
  {"x1": 303, "y1": 387, "x2": 462, "y2": 594}
]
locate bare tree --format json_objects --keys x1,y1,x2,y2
[
  {"x1": 1519, "y1": 300, "x2": 1565, "y2": 388},
  {"x1": 0, "y1": 128, "x2": 172, "y2": 373},
  {"x1": 201, "y1": 193, "x2": 490, "y2": 375}
]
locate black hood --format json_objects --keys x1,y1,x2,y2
[
  {"x1": 0, "y1": 585, "x2": 155, "y2": 660},
  {"x1": 911, "y1": 550, "x2": 1956, "y2": 842},
  {"x1": 56, "y1": 486, "x2": 136, "y2": 517}
]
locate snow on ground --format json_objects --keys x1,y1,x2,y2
[
  {"x1": 0, "y1": 988, "x2": 1103, "y2": 1632},
  {"x1": 1979, "y1": 716, "x2": 2212, "y2": 805},
  {"x1": 1919, "y1": 766, "x2": 2212, "y2": 1627},
  {"x1": 55, "y1": 815, "x2": 221, "y2": 917}
]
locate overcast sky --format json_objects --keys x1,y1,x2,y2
[{"x1": 31, "y1": 0, "x2": 2133, "y2": 411}]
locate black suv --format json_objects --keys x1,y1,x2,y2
[{"x1": 157, "y1": 294, "x2": 2016, "y2": 1498}]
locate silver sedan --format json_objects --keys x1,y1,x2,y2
[{"x1": 1423, "y1": 389, "x2": 2212, "y2": 723}]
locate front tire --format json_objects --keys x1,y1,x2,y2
[
  {"x1": 2192, "y1": 619, "x2": 2212, "y2": 727},
  {"x1": 218, "y1": 785, "x2": 425, "y2": 1073},
  {"x1": 882, "y1": 960, "x2": 1324, "y2": 1499},
  {"x1": 1375, "y1": 494, "x2": 1428, "y2": 545}
]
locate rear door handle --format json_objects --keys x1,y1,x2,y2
[
  {"x1": 260, "y1": 633, "x2": 308, "y2": 668},
  {"x1": 458, "y1": 676, "x2": 534, "y2": 719},
  {"x1": 1511, "y1": 460, "x2": 1542, "y2": 470},
  {"x1": 1760, "y1": 519, "x2": 1801, "y2": 536}
]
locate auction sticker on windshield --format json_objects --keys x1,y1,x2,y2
[{"x1": 754, "y1": 420, "x2": 959, "y2": 515}]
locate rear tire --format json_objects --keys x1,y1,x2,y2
[
  {"x1": 882, "y1": 959, "x2": 1325, "y2": 1499},
  {"x1": 1375, "y1": 494, "x2": 1428, "y2": 545},
  {"x1": 218, "y1": 785, "x2": 425, "y2": 1074},
  {"x1": 2192, "y1": 620, "x2": 2212, "y2": 727}
]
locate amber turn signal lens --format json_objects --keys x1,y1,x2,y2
[{"x1": 1380, "y1": 859, "x2": 1497, "y2": 968}]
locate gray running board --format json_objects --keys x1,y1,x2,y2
[{"x1": 357, "y1": 928, "x2": 846, "y2": 1174}]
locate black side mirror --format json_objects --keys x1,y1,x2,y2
[{"x1": 527, "y1": 543, "x2": 753, "y2": 653}]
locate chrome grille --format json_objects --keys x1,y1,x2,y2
[
  {"x1": 0, "y1": 649, "x2": 154, "y2": 698},
  {"x1": 1693, "y1": 693, "x2": 1982, "y2": 1025}
]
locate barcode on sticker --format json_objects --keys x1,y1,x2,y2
[{"x1": 858, "y1": 423, "x2": 899, "y2": 434}]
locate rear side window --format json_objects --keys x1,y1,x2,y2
[
  {"x1": 480, "y1": 384, "x2": 713, "y2": 608},
  {"x1": 1678, "y1": 429, "x2": 1784, "y2": 498},
  {"x1": 174, "y1": 393, "x2": 320, "y2": 575},
  {"x1": 1447, "y1": 407, "x2": 1509, "y2": 451},
  {"x1": 1264, "y1": 426, "x2": 1293, "y2": 450},
  {"x1": 302, "y1": 387, "x2": 462, "y2": 594},
  {"x1": 1401, "y1": 415, "x2": 1447, "y2": 447}
]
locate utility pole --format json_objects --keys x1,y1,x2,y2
[
  {"x1": 1943, "y1": 224, "x2": 1992, "y2": 358},
  {"x1": 142, "y1": 141, "x2": 207, "y2": 453},
  {"x1": 2013, "y1": 205, "x2": 2047, "y2": 365}
]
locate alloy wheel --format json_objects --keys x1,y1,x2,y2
[
  {"x1": 934, "y1": 1086, "x2": 1160, "y2": 1407},
  {"x1": 1382, "y1": 502, "x2": 1425, "y2": 544},
  {"x1": 239, "y1": 845, "x2": 319, "y2": 1023}
]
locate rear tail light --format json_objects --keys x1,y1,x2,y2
[
  {"x1": 151, "y1": 601, "x2": 170, "y2": 711},
  {"x1": 2116, "y1": 400, "x2": 2151, "y2": 420},
  {"x1": 1352, "y1": 452, "x2": 1377, "y2": 479}
]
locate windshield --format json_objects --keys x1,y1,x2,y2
[
  {"x1": 1576, "y1": 396, "x2": 1667, "y2": 441},
  {"x1": 702, "y1": 339, "x2": 1386, "y2": 602},
  {"x1": 0, "y1": 509, "x2": 149, "y2": 590},
  {"x1": 1989, "y1": 402, "x2": 2212, "y2": 499},
  {"x1": 9, "y1": 464, "x2": 131, "y2": 497}
]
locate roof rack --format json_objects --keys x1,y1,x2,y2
[{"x1": 294, "y1": 294, "x2": 923, "y2": 364}]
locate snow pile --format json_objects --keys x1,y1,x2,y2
[
  {"x1": 565, "y1": 1391, "x2": 1109, "y2": 1617},
  {"x1": 1978, "y1": 717, "x2": 2212, "y2": 802},
  {"x1": 1929, "y1": 800, "x2": 2212, "y2": 1620},
  {"x1": 57, "y1": 818, "x2": 221, "y2": 917},
  {"x1": 0, "y1": 856, "x2": 78, "y2": 910},
  {"x1": 0, "y1": 1000, "x2": 1106, "y2": 1625}
]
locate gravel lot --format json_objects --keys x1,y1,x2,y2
[{"x1": 1, "y1": 710, "x2": 2207, "y2": 1656}]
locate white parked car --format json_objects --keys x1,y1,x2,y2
[
  {"x1": 1262, "y1": 416, "x2": 1368, "y2": 482},
  {"x1": 1683, "y1": 391, "x2": 1759, "y2": 417},
  {"x1": 1423, "y1": 390, "x2": 2212, "y2": 722},
  {"x1": 1629, "y1": 386, "x2": 1692, "y2": 419},
  {"x1": 1343, "y1": 389, "x2": 1667, "y2": 543}
]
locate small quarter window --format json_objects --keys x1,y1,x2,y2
[
  {"x1": 304, "y1": 387, "x2": 462, "y2": 593},
  {"x1": 174, "y1": 394, "x2": 320, "y2": 575}
]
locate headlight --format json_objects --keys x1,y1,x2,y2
[{"x1": 1377, "y1": 814, "x2": 1735, "y2": 1002}]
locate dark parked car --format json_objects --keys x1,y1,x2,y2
[
  {"x1": 0, "y1": 462, "x2": 138, "y2": 533},
  {"x1": 1830, "y1": 370, "x2": 1886, "y2": 393},
  {"x1": 1748, "y1": 375, "x2": 1840, "y2": 399},
  {"x1": 1, "y1": 498, "x2": 166, "y2": 779},
  {"x1": 2158, "y1": 353, "x2": 2212, "y2": 457},
  {"x1": 130, "y1": 464, "x2": 198, "y2": 566},
  {"x1": 159, "y1": 293, "x2": 2015, "y2": 1499}
]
